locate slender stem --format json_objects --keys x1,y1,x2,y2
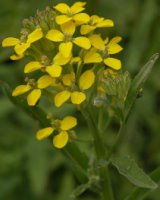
[
  {"x1": 107, "y1": 120, "x2": 125, "y2": 161},
  {"x1": 81, "y1": 108, "x2": 114, "y2": 200}
]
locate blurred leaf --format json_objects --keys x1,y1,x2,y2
[
  {"x1": 124, "y1": 53, "x2": 159, "y2": 120},
  {"x1": 111, "y1": 155, "x2": 157, "y2": 189},
  {"x1": 1, "y1": 81, "x2": 50, "y2": 127},
  {"x1": 124, "y1": 167, "x2": 160, "y2": 200},
  {"x1": 57, "y1": 172, "x2": 74, "y2": 200},
  {"x1": 125, "y1": 0, "x2": 158, "y2": 72},
  {"x1": 26, "y1": 137, "x2": 51, "y2": 195},
  {"x1": 0, "y1": 97, "x2": 14, "y2": 117}
]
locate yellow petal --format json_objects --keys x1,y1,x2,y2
[
  {"x1": 54, "y1": 90, "x2": 71, "y2": 107},
  {"x1": 2, "y1": 37, "x2": 19, "y2": 47},
  {"x1": 12, "y1": 85, "x2": 31, "y2": 96},
  {"x1": 55, "y1": 15, "x2": 72, "y2": 25},
  {"x1": 104, "y1": 57, "x2": 122, "y2": 70},
  {"x1": 60, "y1": 116, "x2": 77, "y2": 130},
  {"x1": 72, "y1": 2, "x2": 86, "y2": 7},
  {"x1": 83, "y1": 50, "x2": 102, "y2": 64},
  {"x1": 27, "y1": 89, "x2": 41, "y2": 106},
  {"x1": 109, "y1": 36, "x2": 122, "y2": 44},
  {"x1": 24, "y1": 61, "x2": 42, "y2": 73},
  {"x1": 46, "y1": 65, "x2": 62, "y2": 77},
  {"x1": 108, "y1": 44, "x2": 123, "y2": 54},
  {"x1": 14, "y1": 42, "x2": 30, "y2": 55},
  {"x1": 91, "y1": 15, "x2": 103, "y2": 24},
  {"x1": 73, "y1": 13, "x2": 90, "y2": 25},
  {"x1": 79, "y1": 70, "x2": 95, "y2": 90},
  {"x1": 104, "y1": 37, "x2": 109, "y2": 45},
  {"x1": 46, "y1": 29, "x2": 64, "y2": 42},
  {"x1": 97, "y1": 19, "x2": 114, "y2": 28},
  {"x1": 70, "y1": 2, "x2": 86, "y2": 14},
  {"x1": 71, "y1": 91, "x2": 86, "y2": 104},
  {"x1": 73, "y1": 37, "x2": 91, "y2": 49},
  {"x1": 54, "y1": 3, "x2": 70, "y2": 14},
  {"x1": 89, "y1": 34, "x2": 105, "y2": 50},
  {"x1": 61, "y1": 21, "x2": 75, "y2": 35},
  {"x1": 37, "y1": 75, "x2": 54, "y2": 89},
  {"x1": 80, "y1": 25, "x2": 95, "y2": 35},
  {"x1": 62, "y1": 72, "x2": 75, "y2": 86},
  {"x1": 53, "y1": 131, "x2": 69, "y2": 149},
  {"x1": 59, "y1": 42, "x2": 73, "y2": 58},
  {"x1": 54, "y1": 52, "x2": 71, "y2": 65},
  {"x1": 36, "y1": 127, "x2": 54, "y2": 140},
  {"x1": 10, "y1": 54, "x2": 24, "y2": 60},
  {"x1": 27, "y1": 28, "x2": 43, "y2": 43}
]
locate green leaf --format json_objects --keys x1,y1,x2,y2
[
  {"x1": 125, "y1": 53, "x2": 159, "y2": 119},
  {"x1": 124, "y1": 167, "x2": 160, "y2": 200},
  {"x1": 111, "y1": 155, "x2": 158, "y2": 189}
]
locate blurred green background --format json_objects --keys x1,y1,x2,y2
[{"x1": 0, "y1": 0, "x2": 160, "y2": 199}]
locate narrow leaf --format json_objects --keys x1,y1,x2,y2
[
  {"x1": 125, "y1": 53, "x2": 159, "y2": 119},
  {"x1": 112, "y1": 155, "x2": 158, "y2": 189},
  {"x1": 124, "y1": 167, "x2": 160, "y2": 200},
  {"x1": 0, "y1": 81, "x2": 50, "y2": 127}
]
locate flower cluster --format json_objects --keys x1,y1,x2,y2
[{"x1": 2, "y1": 2, "x2": 123, "y2": 148}]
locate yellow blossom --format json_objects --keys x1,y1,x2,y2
[
  {"x1": 46, "y1": 21, "x2": 91, "y2": 58},
  {"x1": 54, "y1": 2, "x2": 90, "y2": 25},
  {"x1": 84, "y1": 35, "x2": 123, "y2": 70},
  {"x1": 24, "y1": 52, "x2": 71, "y2": 77},
  {"x1": 12, "y1": 75, "x2": 55, "y2": 106},
  {"x1": 36, "y1": 116, "x2": 77, "y2": 148},
  {"x1": 80, "y1": 15, "x2": 114, "y2": 35},
  {"x1": 54, "y1": 70, "x2": 95, "y2": 107},
  {"x1": 2, "y1": 28, "x2": 43, "y2": 56}
]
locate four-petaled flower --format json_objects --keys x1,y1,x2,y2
[
  {"x1": 54, "y1": 70, "x2": 95, "y2": 107},
  {"x1": 80, "y1": 15, "x2": 114, "y2": 35},
  {"x1": 36, "y1": 116, "x2": 77, "y2": 148},
  {"x1": 12, "y1": 75, "x2": 55, "y2": 106},
  {"x1": 54, "y1": 2, "x2": 90, "y2": 25},
  {"x1": 46, "y1": 21, "x2": 91, "y2": 58},
  {"x1": 2, "y1": 28, "x2": 43, "y2": 60},
  {"x1": 84, "y1": 35, "x2": 123, "y2": 70}
]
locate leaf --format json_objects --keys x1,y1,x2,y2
[
  {"x1": 124, "y1": 167, "x2": 160, "y2": 200},
  {"x1": 125, "y1": 53, "x2": 159, "y2": 119},
  {"x1": 111, "y1": 155, "x2": 158, "y2": 189},
  {"x1": 1, "y1": 81, "x2": 50, "y2": 127},
  {"x1": 26, "y1": 137, "x2": 51, "y2": 195}
]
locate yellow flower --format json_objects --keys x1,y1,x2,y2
[
  {"x1": 36, "y1": 116, "x2": 77, "y2": 148},
  {"x1": 2, "y1": 28, "x2": 43, "y2": 56},
  {"x1": 80, "y1": 15, "x2": 114, "y2": 35},
  {"x1": 12, "y1": 75, "x2": 55, "y2": 106},
  {"x1": 46, "y1": 21, "x2": 91, "y2": 58},
  {"x1": 54, "y1": 70, "x2": 95, "y2": 107},
  {"x1": 24, "y1": 52, "x2": 71, "y2": 77},
  {"x1": 84, "y1": 35, "x2": 123, "y2": 70},
  {"x1": 54, "y1": 2, "x2": 90, "y2": 25}
]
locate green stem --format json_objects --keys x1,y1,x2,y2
[
  {"x1": 81, "y1": 108, "x2": 114, "y2": 200},
  {"x1": 107, "y1": 120, "x2": 126, "y2": 161}
]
